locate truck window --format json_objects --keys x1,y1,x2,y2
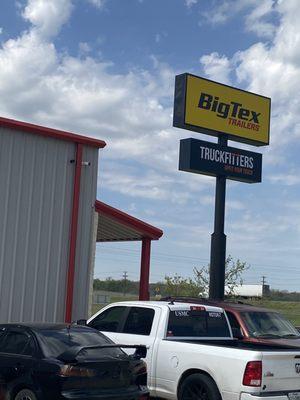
[
  {"x1": 88, "y1": 306, "x2": 127, "y2": 332},
  {"x1": 167, "y1": 310, "x2": 230, "y2": 338},
  {"x1": 226, "y1": 311, "x2": 241, "y2": 330},
  {"x1": 123, "y1": 307, "x2": 155, "y2": 336}
]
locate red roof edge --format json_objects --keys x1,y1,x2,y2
[
  {"x1": 0, "y1": 116, "x2": 106, "y2": 148},
  {"x1": 95, "y1": 200, "x2": 163, "y2": 240}
]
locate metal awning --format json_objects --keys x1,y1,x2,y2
[
  {"x1": 95, "y1": 201, "x2": 163, "y2": 242},
  {"x1": 94, "y1": 200, "x2": 163, "y2": 301}
]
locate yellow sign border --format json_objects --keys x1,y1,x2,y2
[{"x1": 173, "y1": 73, "x2": 271, "y2": 146}]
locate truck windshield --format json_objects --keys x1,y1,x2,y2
[
  {"x1": 167, "y1": 310, "x2": 231, "y2": 338},
  {"x1": 242, "y1": 312, "x2": 300, "y2": 338}
]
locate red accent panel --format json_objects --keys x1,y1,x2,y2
[
  {"x1": 139, "y1": 238, "x2": 151, "y2": 301},
  {"x1": 95, "y1": 201, "x2": 163, "y2": 240},
  {"x1": 0, "y1": 116, "x2": 106, "y2": 148},
  {"x1": 65, "y1": 144, "x2": 83, "y2": 323}
]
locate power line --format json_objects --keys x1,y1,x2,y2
[{"x1": 96, "y1": 246, "x2": 300, "y2": 271}]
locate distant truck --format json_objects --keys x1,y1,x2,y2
[
  {"x1": 88, "y1": 301, "x2": 300, "y2": 400},
  {"x1": 199, "y1": 284, "x2": 269, "y2": 299},
  {"x1": 226, "y1": 284, "x2": 270, "y2": 298}
]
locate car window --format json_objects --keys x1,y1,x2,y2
[
  {"x1": 242, "y1": 311, "x2": 300, "y2": 338},
  {"x1": 123, "y1": 307, "x2": 155, "y2": 336},
  {"x1": 226, "y1": 311, "x2": 241, "y2": 330},
  {"x1": 0, "y1": 331, "x2": 35, "y2": 356},
  {"x1": 37, "y1": 327, "x2": 124, "y2": 359},
  {"x1": 88, "y1": 306, "x2": 127, "y2": 332}
]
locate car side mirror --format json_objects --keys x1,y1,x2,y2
[
  {"x1": 232, "y1": 327, "x2": 244, "y2": 340},
  {"x1": 132, "y1": 345, "x2": 147, "y2": 359},
  {"x1": 76, "y1": 319, "x2": 87, "y2": 326}
]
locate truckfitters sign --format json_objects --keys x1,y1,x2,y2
[
  {"x1": 173, "y1": 73, "x2": 271, "y2": 146},
  {"x1": 179, "y1": 138, "x2": 262, "y2": 183}
]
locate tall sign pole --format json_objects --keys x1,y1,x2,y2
[
  {"x1": 209, "y1": 135, "x2": 227, "y2": 299},
  {"x1": 174, "y1": 73, "x2": 271, "y2": 300}
]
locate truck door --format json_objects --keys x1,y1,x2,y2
[
  {"x1": 89, "y1": 305, "x2": 160, "y2": 392},
  {"x1": 114, "y1": 306, "x2": 161, "y2": 393}
]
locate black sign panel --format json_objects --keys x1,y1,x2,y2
[{"x1": 179, "y1": 138, "x2": 262, "y2": 183}]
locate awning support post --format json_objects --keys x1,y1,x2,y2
[{"x1": 139, "y1": 238, "x2": 151, "y2": 301}]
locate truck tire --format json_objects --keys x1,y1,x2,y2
[{"x1": 178, "y1": 373, "x2": 221, "y2": 400}]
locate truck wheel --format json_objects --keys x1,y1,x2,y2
[{"x1": 178, "y1": 373, "x2": 221, "y2": 400}]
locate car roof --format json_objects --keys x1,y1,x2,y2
[
  {"x1": 160, "y1": 297, "x2": 276, "y2": 313},
  {"x1": 103, "y1": 300, "x2": 225, "y2": 313}
]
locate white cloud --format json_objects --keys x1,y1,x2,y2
[
  {"x1": 0, "y1": 0, "x2": 213, "y2": 206},
  {"x1": 22, "y1": 0, "x2": 73, "y2": 38},
  {"x1": 100, "y1": 164, "x2": 173, "y2": 201},
  {"x1": 200, "y1": 0, "x2": 300, "y2": 154},
  {"x1": 200, "y1": 52, "x2": 232, "y2": 84},
  {"x1": 78, "y1": 42, "x2": 91, "y2": 54},
  {"x1": 0, "y1": 28, "x2": 3, "y2": 35},
  {"x1": 201, "y1": 0, "x2": 277, "y2": 38},
  {"x1": 87, "y1": 0, "x2": 106, "y2": 9},
  {"x1": 185, "y1": 0, "x2": 198, "y2": 7},
  {"x1": 244, "y1": 0, "x2": 277, "y2": 38},
  {"x1": 268, "y1": 173, "x2": 300, "y2": 186}
]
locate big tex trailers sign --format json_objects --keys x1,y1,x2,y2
[
  {"x1": 173, "y1": 73, "x2": 271, "y2": 146},
  {"x1": 173, "y1": 72, "x2": 271, "y2": 300}
]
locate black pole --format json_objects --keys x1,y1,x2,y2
[{"x1": 209, "y1": 135, "x2": 227, "y2": 300}]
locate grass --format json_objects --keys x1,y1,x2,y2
[{"x1": 92, "y1": 294, "x2": 138, "y2": 315}]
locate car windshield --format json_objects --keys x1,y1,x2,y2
[
  {"x1": 36, "y1": 327, "x2": 125, "y2": 359},
  {"x1": 242, "y1": 311, "x2": 300, "y2": 338}
]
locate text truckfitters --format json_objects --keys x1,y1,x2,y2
[
  {"x1": 198, "y1": 93, "x2": 260, "y2": 132},
  {"x1": 200, "y1": 145, "x2": 254, "y2": 169}
]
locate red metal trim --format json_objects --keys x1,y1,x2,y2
[
  {"x1": 95, "y1": 201, "x2": 163, "y2": 240},
  {"x1": 0, "y1": 116, "x2": 106, "y2": 148},
  {"x1": 65, "y1": 144, "x2": 83, "y2": 323},
  {"x1": 139, "y1": 238, "x2": 151, "y2": 301}
]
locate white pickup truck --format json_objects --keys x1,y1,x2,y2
[{"x1": 87, "y1": 301, "x2": 300, "y2": 400}]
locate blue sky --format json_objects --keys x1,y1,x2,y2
[{"x1": 1, "y1": 0, "x2": 300, "y2": 291}]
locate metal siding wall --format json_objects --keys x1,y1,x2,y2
[
  {"x1": 0, "y1": 127, "x2": 75, "y2": 323},
  {"x1": 72, "y1": 146, "x2": 98, "y2": 320}
]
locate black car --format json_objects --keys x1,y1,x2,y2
[{"x1": 0, "y1": 323, "x2": 149, "y2": 400}]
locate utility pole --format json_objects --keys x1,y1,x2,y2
[
  {"x1": 123, "y1": 271, "x2": 128, "y2": 297},
  {"x1": 261, "y1": 275, "x2": 267, "y2": 297}
]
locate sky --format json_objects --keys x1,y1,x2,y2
[{"x1": 0, "y1": 0, "x2": 300, "y2": 291}]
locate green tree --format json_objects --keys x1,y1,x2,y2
[
  {"x1": 164, "y1": 255, "x2": 249, "y2": 297},
  {"x1": 194, "y1": 255, "x2": 249, "y2": 297},
  {"x1": 164, "y1": 274, "x2": 200, "y2": 297}
]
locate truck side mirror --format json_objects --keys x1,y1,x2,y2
[
  {"x1": 132, "y1": 345, "x2": 147, "y2": 359},
  {"x1": 76, "y1": 319, "x2": 87, "y2": 326}
]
